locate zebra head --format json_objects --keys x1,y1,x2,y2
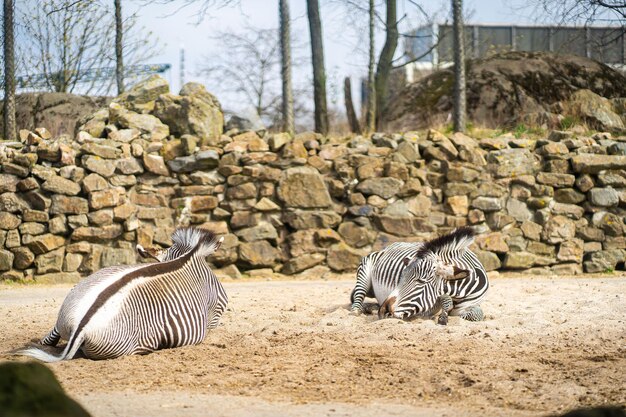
[
  {"x1": 137, "y1": 228, "x2": 224, "y2": 262},
  {"x1": 378, "y1": 227, "x2": 475, "y2": 320}
]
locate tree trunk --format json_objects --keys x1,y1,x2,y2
[
  {"x1": 115, "y1": 0, "x2": 124, "y2": 94},
  {"x1": 365, "y1": 0, "x2": 376, "y2": 133},
  {"x1": 306, "y1": 0, "x2": 329, "y2": 135},
  {"x1": 374, "y1": 0, "x2": 397, "y2": 130},
  {"x1": 452, "y1": 0, "x2": 466, "y2": 133},
  {"x1": 279, "y1": 0, "x2": 294, "y2": 135},
  {"x1": 344, "y1": 77, "x2": 361, "y2": 134},
  {"x1": 3, "y1": 0, "x2": 16, "y2": 141}
]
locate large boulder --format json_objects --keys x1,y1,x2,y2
[
  {"x1": 277, "y1": 167, "x2": 332, "y2": 208},
  {"x1": 564, "y1": 89, "x2": 624, "y2": 131},
  {"x1": 154, "y1": 82, "x2": 224, "y2": 146},
  {"x1": 385, "y1": 51, "x2": 626, "y2": 130},
  {"x1": 113, "y1": 74, "x2": 170, "y2": 113}
]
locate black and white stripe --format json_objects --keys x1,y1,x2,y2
[
  {"x1": 350, "y1": 242, "x2": 422, "y2": 313},
  {"x1": 19, "y1": 228, "x2": 228, "y2": 362},
  {"x1": 354, "y1": 228, "x2": 489, "y2": 323}
]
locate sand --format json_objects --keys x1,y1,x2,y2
[{"x1": 1, "y1": 274, "x2": 625, "y2": 417}]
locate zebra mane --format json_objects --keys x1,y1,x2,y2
[
  {"x1": 171, "y1": 227, "x2": 223, "y2": 258},
  {"x1": 415, "y1": 227, "x2": 475, "y2": 259}
]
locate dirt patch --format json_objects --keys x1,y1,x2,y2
[{"x1": 1, "y1": 275, "x2": 625, "y2": 417}]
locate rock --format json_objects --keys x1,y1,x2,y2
[
  {"x1": 167, "y1": 151, "x2": 219, "y2": 173},
  {"x1": 19, "y1": 222, "x2": 47, "y2": 235},
  {"x1": 446, "y1": 195, "x2": 469, "y2": 216},
  {"x1": 81, "y1": 174, "x2": 108, "y2": 193},
  {"x1": 552, "y1": 202, "x2": 584, "y2": 220},
  {"x1": 371, "y1": 215, "x2": 436, "y2": 236},
  {"x1": 473, "y1": 250, "x2": 501, "y2": 271},
  {"x1": 81, "y1": 155, "x2": 117, "y2": 177},
  {"x1": 80, "y1": 142, "x2": 119, "y2": 159},
  {"x1": 116, "y1": 157, "x2": 144, "y2": 175},
  {"x1": 101, "y1": 247, "x2": 136, "y2": 267},
  {"x1": 35, "y1": 248, "x2": 65, "y2": 274},
  {"x1": 86, "y1": 187, "x2": 121, "y2": 211},
  {"x1": 356, "y1": 177, "x2": 404, "y2": 199},
  {"x1": 42, "y1": 175, "x2": 81, "y2": 196},
  {"x1": 597, "y1": 170, "x2": 626, "y2": 187},
  {"x1": 226, "y1": 183, "x2": 257, "y2": 200},
  {"x1": 542, "y1": 215, "x2": 576, "y2": 244},
  {"x1": 0, "y1": 361, "x2": 92, "y2": 417},
  {"x1": 282, "y1": 253, "x2": 326, "y2": 275},
  {"x1": 153, "y1": 83, "x2": 224, "y2": 146},
  {"x1": 142, "y1": 154, "x2": 170, "y2": 176},
  {"x1": 23, "y1": 209, "x2": 49, "y2": 223},
  {"x1": 277, "y1": 167, "x2": 332, "y2": 208},
  {"x1": 584, "y1": 250, "x2": 624, "y2": 273},
  {"x1": 0, "y1": 212, "x2": 21, "y2": 230},
  {"x1": 475, "y1": 232, "x2": 509, "y2": 253},
  {"x1": 267, "y1": 133, "x2": 290, "y2": 152},
  {"x1": 238, "y1": 240, "x2": 278, "y2": 268},
  {"x1": 0, "y1": 174, "x2": 19, "y2": 193},
  {"x1": 254, "y1": 197, "x2": 280, "y2": 212},
  {"x1": 0, "y1": 249, "x2": 14, "y2": 271},
  {"x1": 503, "y1": 252, "x2": 537, "y2": 269},
  {"x1": 283, "y1": 210, "x2": 342, "y2": 230},
  {"x1": 326, "y1": 243, "x2": 363, "y2": 272},
  {"x1": 338, "y1": 222, "x2": 374, "y2": 248},
  {"x1": 557, "y1": 239, "x2": 584, "y2": 262},
  {"x1": 12, "y1": 247, "x2": 35, "y2": 270},
  {"x1": 486, "y1": 148, "x2": 540, "y2": 178},
  {"x1": 71, "y1": 225, "x2": 124, "y2": 242},
  {"x1": 566, "y1": 89, "x2": 624, "y2": 131},
  {"x1": 536, "y1": 173, "x2": 575, "y2": 188},
  {"x1": 0, "y1": 192, "x2": 29, "y2": 213},
  {"x1": 571, "y1": 155, "x2": 626, "y2": 174},
  {"x1": 110, "y1": 103, "x2": 169, "y2": 140},
  {"x1": 594, "y1": 212, "x2": 624, "y2": 237},
  {"x1": 25, "y1": 234, "x2": 66, "y2": 255},
  {"x1": 234, "y1": 222, "x2": 277, "y2": 242},
  {"x1": 506, "y1": 198, "x2": 532, "y2": 222},
  {"x1": 115, "y1": 74, "x2": 169, "y2": 112},
  {"x1": 63, "y1": 253, "x2": 83, "y2": 272},
  {"x1": 554, "y1": 188, "x2": 586, "y2": 204},
  {"x1": 588, "y1": 187, "x2": 619, "y2": 207},
  {"x1": 471, "y1": 197, "x2": 502, "y2": 212}
]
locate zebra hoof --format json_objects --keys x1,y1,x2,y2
[
  {"x1": 437, "y1": 315, "x2": 448, "y2": 326},
  {"x1": 349, "y1": 308, "x2": 363, "y2": 316}
]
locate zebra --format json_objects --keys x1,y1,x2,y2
[
  {"x1": 18, "y1": 227, "x2": 228, "y2": 362},
  {"x1": 350, "y1": 241, "x2": 423, "y2": 314},
  {"x1": 378, "y1": 227, "x2": 489, "y2": 325}
]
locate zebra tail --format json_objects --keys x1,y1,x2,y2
[{"x1": 18, "y1": 330, "x2": 85, "y2": 363}]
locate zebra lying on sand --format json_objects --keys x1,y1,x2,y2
[
  {"x1": 18, "y1": 227, "x2": 228, "y2": 362},
  {"x1": 351, "y1": 227, "x2": 488, "y2": 324}
]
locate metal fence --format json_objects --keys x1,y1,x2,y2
[{"x1": 407, "y1": 23, "x2": 626, "y2": 66}]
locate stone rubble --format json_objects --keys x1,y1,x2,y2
[{"x1": 1, "y1": 76, "x2": 625, "y2": 282}]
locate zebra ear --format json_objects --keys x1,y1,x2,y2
[{"x1": 447, "y1": 266, "x2": 470, "y2": 280}]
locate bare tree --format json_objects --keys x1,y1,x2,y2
[
  {"x1": 374, "y1": 0, "x2": 397, "y2": 130},
  {"x1": 279, "y1": 0, "x2": 294, "y2": 135},
  {"x1": 200, "y1": 26, "x2": 309, "y2": 129},
  {"x1": 452, "y1": 0, "x2": 466, "y2": 133},
  {"x1": 365, "y1": 0, "x2": 376, "y2": 133},
  {"x1": 3, "y1": 0, "x2": 15, "y2": 141},
  {"x1": 307, "y1": 0, "x2": 329, "y2": 135},
  {"x1": 344, "y1": 77, "x2": 361, "y2": 134},
  {"x1": 114, "y1": 0, "x2": 124, "y2": 94},
  {"x1": 18, "y1": 0, "x2": 158, "y2": 95},
  {"x1": 529, "y1": 0, "x2": 625, "y2": 24}
]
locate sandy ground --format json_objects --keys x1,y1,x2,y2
[{"x1": 1, "y1": 274, "x2": 625, "y2": 417}]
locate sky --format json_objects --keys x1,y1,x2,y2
[{"x1": 128, "y1": 0, "x2": 540, "y2": 119}]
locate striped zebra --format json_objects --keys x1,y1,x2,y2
[
  {"x1": 378, "y1": 227, "x2": 489, "y2": 325},
  {"x1": 19, "y1": 228, "x2": 228, "y2": 362},
  {"x1": 350, "y1": 242, "x2": 422, "y2": 314}
]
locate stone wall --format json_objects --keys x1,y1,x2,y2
[{"x1": 1, "y1": 77, "x2": 625, "y2": 282}]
